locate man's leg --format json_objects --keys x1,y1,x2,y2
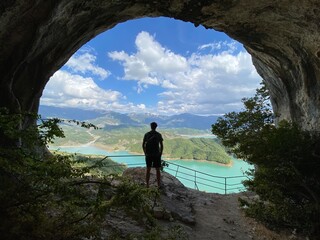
[
  {"x1": 156, "y1": 167, "x2": 161, "y2": 188},
  {"x1": 146, "y1": 167, "x2": 151, "y2": 188}
]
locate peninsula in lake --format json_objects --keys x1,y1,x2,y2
[{"x1": 41, "y1": 106, "x2": 232, "y2": 165}]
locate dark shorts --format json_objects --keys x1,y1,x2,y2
[{"x1": 145, "y1": 155, "x2": 161, "y2": 168}]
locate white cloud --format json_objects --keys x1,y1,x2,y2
[
  {"x1": 108, "y1": 31, "x2": 188, "y2": 86},
  {"x1": 42, "y1": 31, "x2": 262, "y2": 116},
  {"x1": 41, "y1": 70, "x2": 121, "y2": 108},
  {"x1": 108, "y1": 31, "x2": 261, "y2": 115},
  {"x1": 198, "y1": 41, "x2": 237, "y2": 53},
  {"x1": 42, "y1": 69, "x2": 150, "y2": 113},
  {"x1": 66, "y1": 51, "x2": 110, "y2": 80}
]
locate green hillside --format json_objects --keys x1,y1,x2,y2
[
  {"x1": 51, "y1": 125, "x2": 94, "y2": 145},
  {"x1": 129, "y1": 137, "x2": 231, "y2": 164},
  {"x1": 51, "y1": 125, "x2": 231, "y2": 164},
  {"x1": 50, "y1": 150, "x2": 126, "y2": 175}
]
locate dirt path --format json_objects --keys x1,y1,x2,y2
[
  {"x1": 189, "y1": 193, "x2": 254, "y2": 240},
  {"x1": 123, "y1": 168, "x2": 301, "y2": 240},
  {"x1": 186, "y1": 191, "x2": 300, "y2": 240}
]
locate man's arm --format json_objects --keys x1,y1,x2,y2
[
  {"x1": 159, "y1": 140, "x2": 163, "y2": 156},
  {"x1": 142, "y1": 135, "x2": 146, "y2": 154}
]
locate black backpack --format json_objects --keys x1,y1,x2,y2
[{"x1": 145, "y1": 132, "x2": 160, "y2": 156}]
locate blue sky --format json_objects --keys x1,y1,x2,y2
[{"x1": 41, "y1": 17, "x2": 261, "y2": 115}]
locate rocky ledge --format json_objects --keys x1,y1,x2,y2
[{"x1": 101, "y1": 167, "x2": 299, "y2": 240}]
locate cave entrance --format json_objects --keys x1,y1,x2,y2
[{"x1": 42, "y1": 17, "x2": 256, "y2": 194}]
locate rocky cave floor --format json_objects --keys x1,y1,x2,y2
[{"x1": 101, "y1": 167, "x2": 305, "y2": 240}]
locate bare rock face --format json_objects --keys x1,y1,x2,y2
[
  {"x1": 0, "y1": 1, "x2": 320, "y2": 131},
  {"x1": 123, "y1": 167, "x2": 196, "y2": 225},
  {"x1": 116, "y1": 167, "x2": 268, "y2": 239}
]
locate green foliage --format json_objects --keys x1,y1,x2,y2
[
  {"x1": 104, "y1": 178, "x2": 159, "y2": 225},
  {"x1": 0, "y1": 110, "x2": 164, "y2": 239},
  {"x1": 212, "y1": 83, "x2": 320, "y2": 237},
  {"x1": 93, "y1": 179, "x2": 188, "y2": 240},
  {"x1": 54, "y1": 153, "x2": 127, "y2": 176},
  {"x1": 212, "y1": 82, "x2": 274, "y2": 160},
  {"x1": 0, "y1": 110, "x2": 111, "y2": 239}
]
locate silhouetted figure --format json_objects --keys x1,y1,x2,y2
[{"x1": 142, "y1": 122, "x2": 163, "y2": 188}]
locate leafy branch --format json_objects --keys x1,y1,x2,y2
[{"x1": 212, "y1": 82, "x2": 320, "y2": 237}]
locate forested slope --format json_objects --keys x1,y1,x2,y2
[
  {"x1": 51, "y1": 125, "x2": 232, "y2": 164},
  {"x1": 129, "y1": 137, "x2": 231, "y2": 164}
]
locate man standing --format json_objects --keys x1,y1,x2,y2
[{"x1": 142, "y1": 122, "x2": 163, "y2": 188}]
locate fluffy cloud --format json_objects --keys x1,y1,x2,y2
[
  {"x1": 66, "y1": 50, "x2": 110, "y2": 80},
  {"x1": 108, "y1": 31, "x2": 188, "y2": 86},
  {"x1": 42, "y1": 51, "x2": 147, "y2": 113},
  {"x1": 109, "y1": 31, "x2": 261, "y2": 115},
  {"x1": 41, "y1": 70, "x2": 122, "y2": 109},
  {"x1": 42, "y1": 30, "x2": 262, "y2": 116}
]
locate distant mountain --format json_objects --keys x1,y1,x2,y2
[
  {"x1": 149, "y1": 113, "x2": 218, "y2": 130},
  {"x1": 39, "y1": 105, "x2": 219, "y2": 130},
  {"x1": 39, "y1": 105, "x2": 106, "y2": 121},
  {"x1": 127, "y1": 112, "x2": 219, "y2": 130}
]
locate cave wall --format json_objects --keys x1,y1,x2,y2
[{"x1": 0, "y1": 0, "x2": 319, "y2": 131}]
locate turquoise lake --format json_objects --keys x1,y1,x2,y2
[{"x1": 50, "y1": 145, "x2": 253, "y2": 194}]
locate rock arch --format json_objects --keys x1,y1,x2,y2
[{"x1": 1, "y1": 0, "x2": 319, "y2": 132}]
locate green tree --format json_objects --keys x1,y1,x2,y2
[
  {"x1": 212, "y1": 83, "x2": 320, "y2": 238},
  {"x1": 212, "y1": 82, "x2": 274, "y2": 160},
  {"x1": 0, "y1": 109, "x2": 161, "y2": 239}
]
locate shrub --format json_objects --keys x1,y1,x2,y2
[
  {"x1": 0, "y1": 110, "x2": 161, "y2": 239},
  {"x1": 212, "y1": 83, "x2": 320, "y2": 238}
]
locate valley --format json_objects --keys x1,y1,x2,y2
[
  {"x1": 51, "y1": 125, "x2": 232, "y2": 165},
  {"x1": 42, "y1": 106, "x2": 232, "y2": 165}
]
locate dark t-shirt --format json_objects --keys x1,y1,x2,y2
[{"x1": 143, "y1": 130, "x2": 163, "y2": 156}]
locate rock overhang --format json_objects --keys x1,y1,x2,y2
[{"x1": 0, "y1": 0, "x2": 319, "y2": 131}]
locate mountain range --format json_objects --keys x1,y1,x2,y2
[{"x1": 39, "y1": 105, "x2": 219, "y2": 130}]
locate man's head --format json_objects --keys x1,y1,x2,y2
[{"x1": 150, "y1": 122, "x2": 157, "y2": 130}]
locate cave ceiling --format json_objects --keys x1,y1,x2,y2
[{"x1": 0, "y1": 0, "x2": 319, "y2": 130}]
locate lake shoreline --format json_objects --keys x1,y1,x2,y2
[
  {"x1": 50, "y1": 142, "x2": 233, "y2": 167},
  {"x1": 49, "y1": 143, "x2": 252, "y2": 193},
  {"x1": 56, "y1": 142, "x2": 234, "y2": 167}
]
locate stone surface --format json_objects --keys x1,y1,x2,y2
[
  {"x1": 123, "y1": 167, "x2": 196, "y2": 225},
  {"x1": 0, "y1": 0, "x2": 320, "y2": 132},
  {"x1": 112, "y1": 167, "x2": 300, "y2": 239}
]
